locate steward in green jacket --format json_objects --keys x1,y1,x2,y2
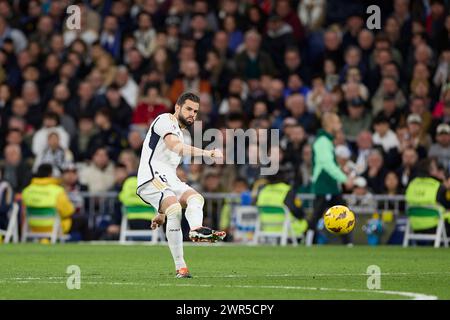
[
  {"x1": 255, "y1": 169, "x2": 307, "y2": 236},
  {"x1": 405, "y1": 158, "x2": 450, "y2": 232}
]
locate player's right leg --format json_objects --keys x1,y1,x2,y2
[{"x1": 137, "y1": 183, "x2": 191, "y2": 278}]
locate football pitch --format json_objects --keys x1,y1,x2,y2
[{"x1": 0, "y1": 244, "x2": 449, "y2": 300}]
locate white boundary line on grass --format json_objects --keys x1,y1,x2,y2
[
  {"x1": 0, "y1": 277, "x2": 439, "y2": 300},
  {"x1": 158, "y1": 283, "x2": 438, "y2": 300}
]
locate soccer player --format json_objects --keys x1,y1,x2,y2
[{"x1": 136, "y1": 92, "x2": 226, "y2": 278}]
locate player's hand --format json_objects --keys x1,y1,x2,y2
[
  {"x1": 206, "y1": 149, "x2": 223, "y2": 161},
  {"x1": 151, "y1": 213, "x2": 166, "y2": 230}
]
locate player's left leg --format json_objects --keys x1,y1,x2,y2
[{"x1": 179, "y1": 189, "x2": 226, "y2": 242}]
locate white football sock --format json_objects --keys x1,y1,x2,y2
[
  {"x1": 185, "y1": 194, "x2": 204, "y2": 230},
  {"x1": 165, "y1": 203, "x2": 186, "y2": 270}
]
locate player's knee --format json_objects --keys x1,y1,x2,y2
[
  {"x1": 187, "y1": 193, "x2": 204, "y2": 208},
  {"x1": 165, "y1": 202, "x2": 182, "y2": 218}
]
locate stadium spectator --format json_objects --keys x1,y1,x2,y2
[
  {"x1": 32, "y1": 112, "x2": 70, "y2": 156},
  {"x1": 406, "y1": 113, "x2": 432, "y2": 152},
  {"x1": 433, "y1": 48, "x2": 450, "y2": 89},
  {"x1": 409, "y1": 96, "x2": 432, "y2": 134},
  {"x1": 60, "y1": 162, "x2": 92, "y2": 241},
  {"x1": 0, "y1": 144, "x2": 31, "y2": 193},
  {"x1": 99, "y1": 15, "x2": 122, "y2": 61},
  {"x1": 79, "y1": 147, "x2": 115, "y2": 193},
  {"x1": 2, "y1": 128, "x2": 33, "y2": 161},
  {"x1": 234, "y1": 29, "x2": 276, "y2": 80},
  {"x1": 32, "y1": 131, "x2": 74, "y2": 176},
  {"x1": 341, "y1": 96, "x2": 372, "y2": 142},
  {"x1": 132, "y1": 83, "x2": 168, "y2": 129},
  {"x1": 428, "y1": 124, "x2": 450, "y2": 173},
  {"x1": 376, "y1": 93, "x2": 405, "y2": 131},
  {"x1": 347, "y1": 176, "x2": 376, "y2": 209},
  {"x1": 169, "y1": 59, "x2": 211, "y2": 104},
  {"x1": 262, "y1": 14, "x2": 296, "y2": 70},
  {"x1": 133, "y1": 11, "x2": 156, "y2": 59},
  {"x1": 0, "y1": 168, "x2": 13, "y2": 232},
  {"x1": 396, "y1": 147, "x2": 419, "y2": 189},
  {"x1": 61, "y1": 163, "x2": 88, "y2": 213},
  {"x1": 0, "y1": 15, "x2": 27, "y2": 53},
  {"x1": 104, "y1": 83, "x2": 133, "y2": 131},
  {"x1": 298, "y1": 0, "x2": 325, "y2": 31},
  {"x1": 127, "y1": 130, "x2": 144, "y2": 157},
  {"x1": 282, "y1": 124, "x2": 306, "y2": 172},
  {"x1": 299, "y1": 144, "x2": 313, "y2": 190},
  {"x1": 47, "y1": 99, "x2": 77, "y2": 137},
  {"x1": 87, "y1": 108, "x2": 127, "y2": 161},
  {"x1": 117, "y1": 149, "x2": 139, "y2": 176},
  {"x1": 372, "y1": 114, "x2": 400, "y2": 153},
  {"x1": 274, "y1": 0, "x2": 304, "y2": 42},
  {"x1": 383, "y1": 171, "x2": 403, "y2": 195},
  {"x1": 371, "y1": 76, "x2": 407, "y2": 116},
  {"x1": 363, "y1": 149, "x2": 388, "y2": 194},
  {"x1": 278, "y1": 94, "x2": 318, "y2": 134},
  {"x1": 115, "y1": 66, "x2": 139, "y2": 109}
]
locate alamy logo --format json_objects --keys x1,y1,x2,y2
[
  {"x1": 183, "y1": 121, "x2": 280, "y2": 175},
  {"x1": 366, "y1": 265, "x2": 381, "y2": 289},
  {"x1": 366, "y1": 5, "x2": 381, "y2": 30},
  {"x1": 66, "y1": 265, "x2": 81, "y2": 290},
  {"x1": 66, "y1": 5, "x2": 81, "y2": 30}
]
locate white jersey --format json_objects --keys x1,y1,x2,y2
[{"x1": 137, "y1": 113, "x2": 184, "y2": 188}]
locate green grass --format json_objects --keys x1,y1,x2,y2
[{"x1": 0, "y1": 243, "x2": 449, "y2": 300}]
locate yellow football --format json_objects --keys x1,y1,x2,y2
[{"x1": 323, "y1": 205, "x2": 356, "y2": 235}]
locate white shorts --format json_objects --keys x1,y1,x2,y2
[{"x1": 136, "y1": 165, "x2": 193, "y2": 213}]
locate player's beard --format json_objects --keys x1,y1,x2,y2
[{"x1": 178, "y1": 113, "x2": 194, "y2": 128}]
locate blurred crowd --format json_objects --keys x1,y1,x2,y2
[{"x1": 0, "y1": 0, "x2": 449, "y2": 207}]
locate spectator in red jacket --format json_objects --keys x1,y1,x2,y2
[{"x1": 132, "y1": 83, "x2": 168, "y2": 129}]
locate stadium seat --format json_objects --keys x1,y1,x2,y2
[
  {"x1": 119, "y1": 205, "x2": 165, "y2": 244},
  {"x1": 403, "y1": 205, "x2": 449, "y2": 248},
  {"x1": 0, "y1": 203, "x2": 19, "y2": 244},
  {"x1": 21, "y1": 207, "x2": 68, "y2": 244},
  {"x1": 230, "y1": 205, "x2": 259, "y2": 243},
  {"x1": 254, "y1": 205, "x2": 304, "y2": 246}
]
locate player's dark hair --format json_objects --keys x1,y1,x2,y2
[
  {"x1": 35, "y1": 164, "x2": 53, "y2": 178},
  {"x1": 176, "y1": 92, "x2": 200, "y2": 107}
]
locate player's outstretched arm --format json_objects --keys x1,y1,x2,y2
[{"x1": 164, "y1": 134, "x2": 223, "y2": 160}]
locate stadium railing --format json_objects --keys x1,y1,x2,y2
[{"x1": 75, "y1": 192, "x2": 406, "y2": 231}]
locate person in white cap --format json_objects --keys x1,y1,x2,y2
[
  {"x1": 406, "y1": 113, "x2": 432, "y2": 150},
  {"x1": 347, "y1": 176, "x2": 376, "y2": 209},
  {"x1": 429, "y1": 123, "x2": 450, "y2": 172}
]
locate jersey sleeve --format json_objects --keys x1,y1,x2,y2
[{"x1": 153, "y1": 114, "x2": 176, "y2": 138}]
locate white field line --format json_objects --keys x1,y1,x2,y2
[
  {"x1": 264, "y1": 272, "x2": 450, "y2": 277},
  {"x1": 158, "y1": 283, "x2": 438, "y2": 300},
  {"x1": 0, "y1": 274, "x2": 440, "y2": 300}
]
